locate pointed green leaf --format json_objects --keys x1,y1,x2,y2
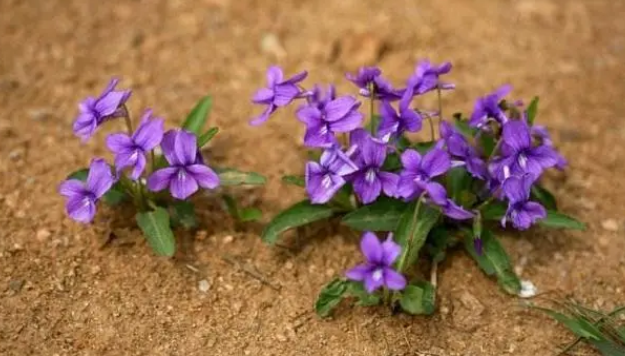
[
  {"x1": 182, "y1": 96, "x2": 212, "y2": 135},
  {"x1": 453, "y1": 119, "x2": 476, "y2": 138},
  {"x1": 170, "y1": 201, "x2": 197, "y2": 229},
  {"x1": 197, "y1": 127, "x2": 219, "y2": 147},
  {"x1": 480, "y1": 201, "x2": 507, "y2": 221},
  {"x1": 217, "y1": 168, "x2": 266, "y2": 186},
  {"x1": 239, "y1": 207, "x2": 262, "y2": 222},
  {"x1": 281, "y1": 175, "x2": 305, "y2": 187},
  {"x1": 221, "y1": 194, "x2": 240, "y2": 219},
  {"x1": 261, "y1": 200, "x2": 335, "y2": 244},
  {"x1": 463, "y1": 229, "x2": 520, "y2": 294},
  {"x1": 531, "y1": 184, "x2": 558, "y2": 211},
  {"x1": 395, "y1": 202, "x2": 440, "y2": 267},
  {"x1": 381, "y1": 152, "x2": 402, "y2": 171},
  {"x1": 341, "y1": 197, "x2": 408, "y2": 231},
  {"x1": 66, "y1": 168, "x2": 127, "y2": 206},
  {"x1": 347, "y1": 282, "x2": 381, "y2": 307},
  {"x1": 399, "y1": 281, "x2": 436, "y2": 315},
  {"x1": 539, "y1": 211, "x2": 585, "y2": 230},
  {"x1": 526, "y1": 96, "x2": 539, "y2": 125},
  {"x1": 411, "y1": 141, "x2": 437, "y2": 154},
  {"x1": 136, "y1": 207, "x2": 176, "y2": 257},
  {"x1": 315, "y1": 278, "x2": 349, "y2": 317},
  {"x1": 447, "y1": 167, "x2": 472, "y2": 202}
]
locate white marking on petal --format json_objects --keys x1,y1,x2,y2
[
  {"x1": 365, "y1": 168, "x2": 377, "y2": 183},
  {"x1": 319, "y1": 125, "x2": 329, "y2": 135},
  {"x1": 518, "y1": 153, "x2": 527, "y2": 169},
  {"x1": 372, "y1": 268, "x2": 383, "y2": 282},
  {"x1": 321, "y1": 174, "x2": 332, "y2": 189},
  {"x1": 503, "y1": 165, "x2": 511, "y2": 179}
]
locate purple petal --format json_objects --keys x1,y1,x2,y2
[
  {"x1": 114, "y1": 150, "x2": 139, "y2": 173},
  {"x1": 252, "y1": 88, "x2": 275, "y2": 103},
  {"x1": 400, "y1": 107, "x2": 422, "y2": 133},
  {"x1": 106, "y1": 133, "x2": 134, "y2": 154},
  {"x1": 160, "y1": 130, "x2": 179, "y2": 165},
  {"x1": 360, "y1": 136, "x2": 386, "y2": 167},
  {"x1": 364, "y1": 271, "x2": 385, "y2": 293},
  {"x1": 133, "y1": 112, "x2": 164, "y2": 150},
  {"x1": 249, "y1": 104, "x2": 277, "y2": 126},
  {"x1": 170, "y1": 168, "x2": 199, "y2": 200},
  {"x1": 380, "y1": 235, "x2": 401, "y2": 266},
  {"x1": 382, "y1": 268, "x2": 407, "y2": 291},
  {"x1": 147, "y1": 167, "x2": 177, "y2": 192},
  {"x1": 502, "y1": 120, "x2": 531, "y2": 152},
  {"x1": 94, "y1": 91, "x2": 127, "y2": 117},
  {"x1": 129, "y1": 153, "x2": 146, "y2": 180},
  {"x1": 397, "y1": 172, "x2": 420, "y2": 199},
  {"x1": 66, "y1": 196, "x2": 96, "y2": 223},
  {"x1": 379, "y1": 172, "x2": 399, "y2": 198},
  {"x1": 100, "y1": 78, "x2": 119, "y2": 97},
  {"x1": 273, "y1": 84, "x2": 300, "y2": 106},
  {"x1": 502, "y1": 175, "x2": 530, "y2": 203},
  {"x1": 422, "y1": 148, "x2": 451, "y2": 178},
  {"x1": 266, "y1": 66, "x2": 284, "y2": 87},
  {"x1": 425, "y1": 182, "x2": 447, "y2": 206},
  {"x1": 324, "y1": 96, "x2": 359, "y2": 122},
  {"x1": 400, "y1": 149, "x2": 422, "y2": 171},
  {"x1": 443, "y1": 199, "x2": 474, "y2": 220},
  {"x1": 528, "y1": 145, "x2": 559, "y2": 170},
  {"x1": 321, "y1": 149, "x2": 358, "y2": 176},
  {"x1": 328, "y1": 110, "x2": 363, "y2": 133},
  {"x1": 494, "y1": 84, "x2": 513, "y2": 100},
  {"x1": 86, "y1": 158, "x2": 114, "y2": 198},
  {"x1": 360, "y1": 232, "x2": 383, "y2": 264},
  {"x1": 284, "y1": 70, "x2": 308, "y2": 84},
  {"x1": 173, "y1": 130, "x2": 197, "y2": 165},
  {"x1": 59, "y1": 179, "x2": 85, "y2": 198},
  {"x1": 73, "y1": 113, "x2": 97, "y2": 140},
  {"x1": 296, "y1": 106, "x2": 322, "y2": 126},
  {"x1": 303, "y1": 124, "x2": 335, "y2": 148},
  {"x1": 345, "y1": 264, "x2": 372, "y2": 282},
  {"x1": 186, "y1": 164, "x2": 220, "y2": 189},
  {"x1": 353, "y1": 172, "x2": 382, "y2": 204}
]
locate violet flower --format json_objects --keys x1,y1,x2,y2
[
  {"x1": 147, "y1": 129, "x2": 220, "y2": 200},
  {"x1": 349, "y1": 130, "x2": 399, "y2": 204},
  {"x1": 346, "y1": 66, "x2": 402, "y2": 101},
  {"x1": 106, "y1": 109, "x2": 164, "y2": 180},
  {"x1": 469, "y1": 85, "x2": 512, "y2": 128},
  {"x1": 439, "y1": 121, "x2": 487, "y2": 179},
  {"x1": 297, "y1": 95, "x2": 363, "y2": 148},
  {"x1": 489, "y1": 120, "x2": 560, "y2": 183},
  {"x1": 58, "y1": 158, "x2": 115, "y2": 223},
  {"x1": 406, "y1": 60, "x2": 455, "y2": 96},
  {"x1": 346, "y1": 232, "x2": 407, "y2": 293},
  {"x1": 307, "y1": 84, "x2": 336, "y2": 110},
  {"x1": 305, "y1": 147, "x2": 358, "y2": 204},
  {"x1": 397, "y1": 147, "x2": 451, "y2": 203},
  {"x1": 73, "y1": 78, "x2": 132, "y2": 141},
  {"x1": 502, "y1": 174, "x2": 546, "y2": 230},
  {"x1": 377, "y1": 90, "x2": 423, "y2": 141},
  {"x1": 531, "y1": 124, "x2": 567, "y2": 169},
  {"x1": 250, "y1": 66, "x2": 307, "y2": 126}
]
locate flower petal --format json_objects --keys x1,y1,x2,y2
[
  {"x1": 249, "y1": 104, "x2": 277, "y2": 126},
  {"x1": 252, "y1": 88, "x2": 275, "y2": 103},
  {"x1": 426, "y1": 181, "x2": 447, "y2": 206},
  {"x1": 273, "y1": 84, "x2": 300, "y2": 107},
  {"x1": 422, "y1": 148, "x2": 451, "y2": 178},
  {"x1": 400, "y1": 149, "x2": 422, "y2": 171},
  {"x1": 345, "y1": 264, "x2": 372, "y2": 282},
  {"x1": 324, "y1": 96, "x2": 359, "y2": 122},
  {"x1": 359, "y1": 136, "x2": 386, "y2": 167},
  {"x1": 296, "y1": 105, "x2": 322, "y2": 126},
  {"x1": 66, "y1": 196, "x2": 96, "y2": 223},
  {"x1": 360, "y1": 232, "x2": 383, "y2": 264},
  {"x1": 94, "y1": 91, "x2": 127, "y2": 117},
  {"x1": 73, "y1": 113, "x2": 97, "y2": 141},
  {"x1": 266, "y1": 66, "x2": 284, "y2": 87},
  {"x1": 382, "y1": 268, "x2": 407, "y2": 291},
  {"x1": 160, "y1": 130, "x2": 179, "y2": 165},
  {"x1": 303, "y1": 124, "x2": 336, "y2": 148},
  {"x1": 147, "y1": 167, "x2": 177, "y2": 192},
  {"x1": 186, "y1": 164, "x2": 220, "y2": 189},
  {"x1": 378, "y1": 171, "x2": 399, "y2": 198},
  {"x1": 502, "y1": 120, "x2": 531, "y2": 152},
  {"x1": 170, "y1": 168, "x2": 199, "y2": 200},
  {"x1": 353, "y1": 172, "x2": 382, "y2": 204},
  {"x1": 443, "y1": 199, "x2": 474, "y2": 220},
  {"x1": 364, "y1": 271, "x2": 385, "y2": 293},
  {"x1": 173, "y1": 130, "x2": 197, "y2": 165},
  {"x1": 129, "y1": 153, "x2": 146, "y2": 181},
  {"x1": 328, "y1": 110, "x2": 363, "y2": 133},
  {"x1": 133, "y1": 114, "x2": 164, "y2": 150},
  {"x1": 59, "y1": 179, "x2": 85, "y2": 198},
  {"x1": 502, "y1": 175, "x2": 530, "y2": 203},
  {"x1": 305, "y1": 163, "x2": 345, "y2": 204},
  {"x1": 106, "y1": 133, "x2": 134, "y2": 154},
  {"x1": 86, "y1": 158, "x2": 114, "y2": 198},
  {"x1": 381, "y1": 235, "x2": 401, "y2": 266},
  {"x1": 284, "y1": 70, "x2": 308, "y2": 84}
]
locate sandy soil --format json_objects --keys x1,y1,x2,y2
[{"x1": 1, "y1": 0, "x2": 624, "y2": 355}]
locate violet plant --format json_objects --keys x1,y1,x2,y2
[
  {"x1": 250, "y1": 64, "x2": 584, "y2": 317},
  {"x1": 60, "y1": 78, "x2": 265, "y2": 257}
]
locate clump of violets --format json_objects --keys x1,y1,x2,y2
[
  {"x1": 250, "y1": 63, "x2": 584, "y2": 317},
  {"x1": 59, "y1": 79, "x2": 265, "y2": 257}
]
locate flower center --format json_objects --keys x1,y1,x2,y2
[
  {"x1": 518, "y1": 153, "x2": 528, "y2": 169},
  {"x1": 321, "y1": 174, "x2": 333, "y2": 189},
  {"x1": 365, "y1": 168, "x2": 377, "y2": 183},
  {"x1": 503, "y1": 165, "x2": 511, "y2": 179},
  {"x1": 372, "y1": 268, "x2": 383, "y2": 282},
  {"x1": 319, "y1": 124, "x2": 329, "y2": 136},
  {"x1": 129, "y1": 150, "x2": 139, "y2": 163},
  {"x1": 177, "y1": 169, "x2": 187, "y2": 181}
]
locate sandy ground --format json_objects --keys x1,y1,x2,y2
[{"x1": 1, "y1": 0, "x2": 625, "y2": 355}]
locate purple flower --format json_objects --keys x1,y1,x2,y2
[
  {"x1": 406, "y1": 60, "x2": 455, "y2": 96},
  {"x1": 531, "y1": 125, "x2": 567, "y2": 169},
  {"x1": 147, "y1": 129, "x2": 220, "y2": 200},
  {"x1": 297, "y1": 95, "x2": 363, "y2": 148},
  {"x1": 58, "y1": 158, "x2": 115, "y2": 223},
  {"x1": 439, "y1": 121, "x2": 487, "y2": 179},
  {"x1": 377, "y1": 90, "x2": 423, "y2": 141},
  {"x1": 73, "y1": 78, "x2": 132, "y2": 141},
  {"x1": 348, "y1": 130, "x2": 399, "y2": 204},
  {"x1": 106, "y1": 109, "x2": 164, "y2": 180},
  {"x1": 307, "y1": 84, "x2": 336, "y2": 109},
  {"x1": 346, "y1": 66, "x2": 402, "y2": 101},
  {"x1": 250, "y1": 66, "x2": 308, "y2": 126},
  {"x1": 397, "y1": 147, "x2": 451, "y2": 203},
  {"x1": 469, "y1": 85, "x2": 512, "y2": 128},
  {"x1": 442, "y1": 199, "x2": 474, "y2": 220},
  {"x1": 502, "y1": 174, "x2": 546, "y2": 230},
  {"x1": 305, "y1": 147, "x2": 358, "y2": 204},
  {"x1": 489, "y1": 120, "x2": 560, "y2": 183},
  {"x1": 346, "y1": 232, "x2": 407, "y2": 293}
]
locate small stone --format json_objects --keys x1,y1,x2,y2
[
  {"x1": 518, "y1": 280, "x2": 537, "y2": 298},
  {"x1": 601, "y1": 219, "x2": 619, "y2": 232},
  {"x1": 8, "y1": 148, "x2": 24, "y2": 160},
  {"x1": 198, "y1": 279, "x2": 210, "y2": 293},
  {"x1": 325, "y1": 268, "x2": 335, "y2": 277},
  {"x1": 91, "y1": 266, "x2": 101, "y2": 275},
  {"x1": 11, "y1": 243, "x2": 23, "y2": 251},
  {"x1": 196, "y1": 230, "x2": 208, "y2": 241},
  {"x1": 36, "y1": 229, "x2": 51, "y2": 242},
  {"x1": 276, "y1": 334, "x2": 288, "y2": 342},
  {"x1": 223, "y1": 235, "x2": 234, "y2": 244},
  {"x1": 8, "y1": 279, "x2": 24, "y2": 292},
  {"x1": 285, "y1": 261, "x2": 294, "y2": 270}
]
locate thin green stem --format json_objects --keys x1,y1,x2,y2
[
  {"x1": 488, "y1": 137, "x2": 503, "y2": 161},
  {"x1": 437, "y1": 86, "x2": 443, "y2": 125},
  {"x1": 150, "y1": 150, "x2": 156, "y2": 174},
  {"x1": 397, "y1": 193, "x2": 425, "y2": 274},
  {"x1": 122, "y1": 105, "x2": 133, "y2": 135}
]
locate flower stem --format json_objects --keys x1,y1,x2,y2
[
  {"x1": 122, "y1": 105, "x2": 133, "y2": 135},
  {"x1": 396, "y1": 193, "x2": 425, "y2": 274},
  {"x1": 437, "y1": 86, "x2": 443, "y2": 125},
  {"x1": 150, "y1": 150, "x2": 156, "y2": 174},
  {"x1": 488, "y1": 137, "x2": 503, "y2": 161}
]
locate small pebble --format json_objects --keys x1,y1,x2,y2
[
  {"x1": 223, "y1": 235, "x2": 234, "y2": 244},
  {"x1": 285, "y1": 261, "x2": 294, "y2": 270},
  {"x1": 36, "y1": 229, "x2": 51, "y2": 241},
  {"x1": 601, "y1": 219, "x2": 619, "y2": 232},
  {"x1": 8, "y1": 279, "x2": 24, "y2": 292},
  {"x1": 198, "y1": 279, "x2": 210, "y2": 293},
  {"x1": 518, "y1": 280, "x2": 537, "y2": 298}
]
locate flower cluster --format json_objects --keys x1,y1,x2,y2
[{"x1": 251, "y1": 62, "x2": 579, "y2": 315}]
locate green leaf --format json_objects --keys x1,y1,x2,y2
[
  {"x1": 221, "y1": 194, "x2": 239, "y2": 219},
  {"x1": 539, "y1": 211, "x2": 585, "y2": 230},
  {"x1": 463, "y1": 229, "x2": 520, "y2": 294},
  {"x1": 531, "y1": 184, "x2": 558, "y2": 211},
  {"x1": 478, "y1": 135, "x2": 497, "y2": 157},
  {"x1": 347, "y1": 282, "x2": 381, "y2": 307},
  {"x1": 217, "y1": 168, "x2": 266, "y2": 186},
  {"x1": 341, "y1": 197, "x2": 408, "y2": 232},
  {"x1": 197, "y1": 127, "x2": 219, "y2": 147},
  {"x1": 239, "y1": 207, "x2": 262, "y2": 222},
  {"x1": 170, "y1": 201, "x2": 197, "y2": 229},
  {"x1": 368, "y1": 114, "x2": 381, "y2": 135},
  {"x1": 261, "y1": 200, "x2": 335, "y2": 244},
  {"x1": 480, "y1": 201, "x2": 507, "y2": 221},
  {"x1": 396, "y1": 135, "x2": 412, "y2": 151},
  {"x1": 381, "y1": 152, "x2": 402, "y2": 171},
  {"x1": 399, "y1": 282, "x2": 436, "y2": 315},
  {"x1": 182, "y1": 96, "x2": 212, "y2": 135},
  {"x1": 526, "y1": 96, "x2": 539, "y2": 125},
  {"x1": 447, "y1": 167, "x2": 472, "y2": 202},
  {"x1": 425, "y1": 226, "x2": 453, "y2": 263},
  {"x1": 411, "y1": 141, "x2": 436, "y2": 154},
  {"x1": 136, "y1": 207, "x2": 176, "y2": 257},
  {"x1": 535, "y1": 307, "x2": 603, "y2": 340},
  {"x1": 453, "y1": 119, "x2": 476, "y2": 138},
  {"x1": 281, "y1": 175, "x2": 305, "y2": 187},
  {"x1": 66, "y1": 168, "x2": 127, "y2": 206},
  {"x1": 315, "y1": 278, "x2": 349, "y2": 317},
  {"x1": 395, "y1": 202, "x2": 441, "y2": 267}
]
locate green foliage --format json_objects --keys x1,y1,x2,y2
[
  {"x1": 394, "y1": 202, "x2": 440, "y2": 268},
  {"x1": 221, "y1": 194, "x2": 262, "y2": 222},
  {"x1": 526, "y1": 96, "x2": 539, "y2": 125},
  {"x1": 261, "y1": 200, "x2": 335, "y2": 244},
  {"x1": 347, "y1": 282, "x2": 381, "y2": 307},
  {"x1": 315, "y1": 278, "x2": 349, "y2": 317},
  {"x1": 281, "y1": 175, "x2": 305, "y2": 187},
  {"x1": 136, "y1": 207, "x2": 176, "y2": 257},
  {"x1": 399, "y1": 281, "x2": 436, "y2": 315},
  {"x1": 170, "y1": 200, "x2": 197, "y2": 229},
  {"x1": 341, "y1": 197, "x2": 408, "y2": 232},
  {"x1": 531, "y1": 184, "x2": 558, "y2": 211},
  {"x1": 463, "y1": 229, "x2": 521, "y2": 295},
  {"x1": 197, "y1": 127, "x2": 219, "y2": 147},
  {"x1": 182, "y1": 96, "x2": 212, "y2": 135},
  {"x1": 217, "y1": 168, "x2": 267, "y2": 186},
  {"x1": 540, "y1": 211, "x2": 586, "y2": 230}
]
